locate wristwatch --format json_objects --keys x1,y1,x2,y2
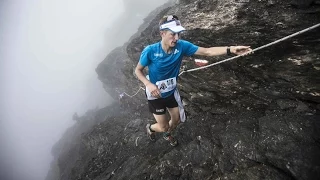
[{"x1": 227, "y1": 46, "x2": 232, "y2": 56}]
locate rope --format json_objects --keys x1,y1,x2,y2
[
  {"x1": 179, "y1": 23, "x2": 320, "y2": 76},
  {"x1": 122, "y1": 87, "x2": 145, "y2": 98},
  {"x1": 121, "y1": 23, "x2": 320, "y2": 97}
]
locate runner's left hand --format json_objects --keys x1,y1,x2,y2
[{"x1": 231, "y1": 46, "x2": 253, "y2": 55}]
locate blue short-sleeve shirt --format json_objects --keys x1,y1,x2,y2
[{"x1": 139, "y1": 40, "x2": 199, "y2": 98}]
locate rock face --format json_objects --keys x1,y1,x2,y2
[{"x1": 46, "y1": 0, "x2": 320, "y2": 180}]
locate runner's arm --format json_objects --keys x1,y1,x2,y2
[
  {"x1": 135, "y1": 63, "x2": 151, "y2": 86},
  {"x1": 135, "y1": 63, "x2": 161, "y2": 98},
  {"x1": 195, "y1": 46, "x2": 251, "y2": 56}
]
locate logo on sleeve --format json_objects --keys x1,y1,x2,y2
[{"x1": 173, "y1": 49, "x2": 179, "y2": 54}]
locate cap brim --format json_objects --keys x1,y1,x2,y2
[{"x1": 168, "y1": 26, "x2": 186, "y2": 33}]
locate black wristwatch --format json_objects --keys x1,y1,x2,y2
[{"x1": 227, "y1": 46, "x2": 232, "y2": 56}]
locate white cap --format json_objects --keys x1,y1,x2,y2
[{"x1": 159, "y1": 15, "x2": 186, "y2": 33}]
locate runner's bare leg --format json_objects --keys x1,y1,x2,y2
[
  {"x1": 167, "y1": 107, "x2": 180, "y2": 133},
  {"x1": 150, "y1": 114, "x2": 169, "y2": 132}
]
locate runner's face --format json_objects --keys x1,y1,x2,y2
[{"x1": 162, "y1": 30, "x2": 180, "y2": 47}]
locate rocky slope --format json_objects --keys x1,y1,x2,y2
[{"x1": 47, "y1": 0, "x2": 320, "y2": 180}]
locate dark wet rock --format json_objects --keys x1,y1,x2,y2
[
  {"x1": 258, "y1": 112, "x2": 320, "y2": 180},
  {"x1": 290, "y1": 0, "x2": 315, "y2": 8},
  {"x1": 276, "y1": 99, "x2": 298, "y2": 109},
  {"x1": 295, "y1": 101, "x2": 311, "y2": 112},
  {"x1": 46, "y1": 0, "x2": 320, "y2": 180}
]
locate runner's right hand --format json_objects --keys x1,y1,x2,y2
[{"x1": 146, "y1": 83, "x2": 161, "y2": 98}]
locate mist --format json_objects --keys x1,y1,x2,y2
[{"x1": 0, "y1": 0, "x2": 168, "y2": 180}]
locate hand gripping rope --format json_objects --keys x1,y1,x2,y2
[{"x1": 120, "y1": 23, "x2": 320, "y2": 98}]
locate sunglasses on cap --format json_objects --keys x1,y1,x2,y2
[{"x1": 159, "y1": 15, "x2": 185, "y2": 33}]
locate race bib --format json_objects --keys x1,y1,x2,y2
[
  {"x1": 146, "y1": 77, "x2": 177, "y2": 100},
  {"x1": 156, "y1": 77, "x2": 177, "y2": 93}
]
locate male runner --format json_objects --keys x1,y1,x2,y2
[{"x1": 135, "y1": 15, "x2": 252, "y2": 146}]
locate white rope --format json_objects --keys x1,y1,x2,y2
[
  {"x1": 179, "y1": 23, "x2": 320, "y2": 76},
  {"x1": 122, "y1": 87, "x2": 145, "y2": 98},
  {"x1": 122, "y1": 23, "x2": 320, "y2": 98}
]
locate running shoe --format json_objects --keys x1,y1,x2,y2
[
  {"x1": 146, "y1": 124, "x2": 156, "y2": 141},
  {"x1": 163, "y1": 132, "x2": 178, "y2": 147}
]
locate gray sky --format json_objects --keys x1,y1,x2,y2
[
  {"x1": 1, "y1": 0, "x2": 169, "y2": 180},
  {"x1": 1, "y1": 0, "x2": 123, "y2": 179}
]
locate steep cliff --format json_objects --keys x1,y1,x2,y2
[{"x1": 47, "y1": 0, "x2": 320, "y2": 180}]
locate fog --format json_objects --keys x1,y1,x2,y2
[{"x1": 0, "y1": 0, "x2": 167, "y2": 180}]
